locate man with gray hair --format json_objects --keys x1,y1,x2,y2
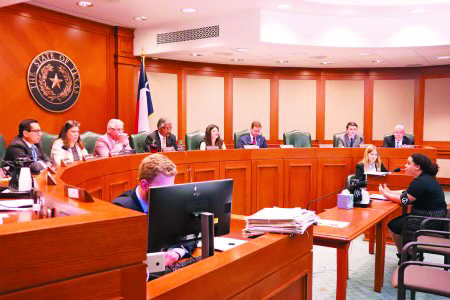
[
  {"x1": 94, "y1": 119, "x2": 132, "y2": 157},
  {"x1": 382, "y1": 124, "x2": 414, "y2": 148},
  {"x1": 145, "y1": 118, "x2": 178, "y2": 152}
]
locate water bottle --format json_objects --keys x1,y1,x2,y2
[
  {"x1": 18, "y1": 167, "x2": 33, "y2": 192},
  {"x1": 177, "y1": 140, "x2": 185, "y2": 151}
]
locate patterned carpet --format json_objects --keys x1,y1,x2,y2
[{"x1": 312, "y1": 235, "x2": 449, "y2": 299}]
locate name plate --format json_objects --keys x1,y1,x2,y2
[
  {"x1": 64, "y1": 185, "x2": 94, "y2": 202},
  {"x1": 162, "y1": 147, "x2": 176, "y2": 152},
  {"x1": 206, "y1": 146, "x2": 219, "y2": 150},
  {"x1": 401, "y1": 145, "x2": 414, "y2": 148},
  {"x1": 243, "y1": 145, "x2": 259, "y2": 149},
  {"x1": 359, "y1": 144, "x2": 370, "y2": 148},
  {"x1": 279, "y1": 145, "x2": 294, "y2": 148}
]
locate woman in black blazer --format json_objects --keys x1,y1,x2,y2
[{"x1": 355, "y1": 145, "x2": 388, "y2": 186}]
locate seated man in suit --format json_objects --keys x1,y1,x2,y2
[
  {"x1": 113, "y1": 154, "x2": 193, "y2": 266},
  {"x1": 4, "y1": 119, "x2": 51, "y2": 174},
  {"x1": 336, "y1": 122, "x2": 364, "y2": 148},
  {"x1": 94, "y1": 119, "x2": 132, "y2": 157},
  {"x1": 237, "y1": 121, "x2": 268, "y2": 149},
  {"x1": 383, "y1": 124, "x2": 413, "y2": 148},
  {"x1": 144, "y1": 118, "x2": 177, "y2": 152}
]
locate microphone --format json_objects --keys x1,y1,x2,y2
[{"x1": 305, "y1": 167, "x2": 400, "y2": 210}]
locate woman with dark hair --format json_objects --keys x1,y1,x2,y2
[
  {"x1": 199, "y1": 124, "x2": 226, "y2": 150},
  {"x1": 51, "y1": 120, "x2": 88, "y2": 166},
  {"x1": 379, "y1": 153, "x2": 447, "y2": 258},
  {"x1": 355, "y1": 145, "x2": 388, "y2": 186}
]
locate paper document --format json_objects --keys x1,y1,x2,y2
[
  {"x1": 316, "y1": 219, "x2": 349, "y2": 228},
  {"x1": 364, "y1": 171, "x2": 388, "y2": 176},
  {"x1": 370, "y1": 194, "x2": 388, "y2": 200},
  {"x1": 198, "y1": 237, "x2": 247, "y2": 251},
  {"x1": 0, "y1": 199, "x2": 33, "y2": 211}
]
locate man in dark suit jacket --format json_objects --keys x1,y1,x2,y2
[
  {"x1": 113, "y1": 154, "x2": 193, "y2": 266},
  {"x1": 4, "y1": 119, "x2": 51, "y2": 174},
  {"x1": 383, "y1": 125, "x2": 413, "y2": 148},
  {"x1": 144, "y1": 118, "x2": 177, "y2": 152},
  {"x1": 237, "y1": 121, "x2": 268, "y2": 149},
  {"x1": 336, "y1": 122, "x2": 364, "y2": 148}
]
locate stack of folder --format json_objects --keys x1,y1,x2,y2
[{"x1": 242, "y1": 207, "x2": 318, "y2": 238}]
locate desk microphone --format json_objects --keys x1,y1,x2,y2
[{"x1": 305, "y1": 167, "x2": 401, "y2": 210}]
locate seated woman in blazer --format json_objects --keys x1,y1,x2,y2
[
  {"x1": 355, "y1": 145, "x2": 387, "y2": 187},
  {"x1": 51, "y1": 120, "x2": 88, "y2": 166},
  {"x1": 199, "y1": 124, "x2": 226, "y2": 150}
]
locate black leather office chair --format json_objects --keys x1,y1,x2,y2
[
  {"x1": 41, "y1": 132, "x2": 58, "y2": 157},
  {"x1": 283, "y1": 130, "x2": 312, "y2": 148},
  {"x1": 80, "y1": 131, "x2": 101, "y2": 154},
  {"x1": 233, "y1": 129, "x2": 250, "y2": 149},
  {"x1": 383, "y1": 134, "x2": 415, "y2": 145},
  {"x1": 333, "y1": 132, "x2": 345, "y2": 148},
  {"x1": 129, "y1": 131, "x2": 149, "y2": 153}
]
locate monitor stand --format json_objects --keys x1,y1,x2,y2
[{"x1": 201, "y1": 212, "x2": 214, "y2": 259}]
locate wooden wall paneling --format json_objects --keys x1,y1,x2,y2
[
  {"x1": 178, "y1": 69, "x2": 187, "y2": 141},
  {"x1": 270, "y1": 75, "x2": 279, "y2": 144},
  {"x1": 175, "y1": 163, "x2": 190, "y2": 184},
  {"x1": 316, "y1": 75, "x2": 326, "y2": 142},
  {"x1": 77, "y1": 177, "x2": 105, "y2": 201},
  {"x1": 364, "y1": 78, "x2": 374, "y2": 143},
  {"x1": 317, "y1": 158, "x2": 352, "y2": 212},
  {"x1": 388, "y1": 158, "x2": 408, "y2": 173},
  {"x1": 220, "y1": 160, "x2": 252, "y2": 215},
  {"x1": 414, "y1": 75, "x2": 425, "y2": 145},
  {"x1": 189, "y1": 162, "x2": 220, "y2": 182},
  {"x1": 131, "y1": 169, "x2": 139, "y2": 187},
  {"x1": 224, "y1": 72, "x2": 233, "y2": 144},
  {"x1": 283, "y1": 159, "x2": 318, "y2": 209},
  {"x1": 252, "y1": 159, "x2": 284, "y2": 213},
  {"x1": 104, "y1": 170, "x2": 132, "y2": 202}
]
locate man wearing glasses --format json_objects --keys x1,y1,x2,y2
[
  {"x1": 4, "y1": 119, "x2": 51, "y2": 174},
  {"x1": 94, "y1": 119, "x2": 132, "y2": 157}
]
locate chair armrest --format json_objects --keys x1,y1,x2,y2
[
  {"x1": 420, "y1": 217, "x2": 450, "y2": 229},
  {"x1": 401, "y1": 241, "x2": 450, "y2": 263},
  {"x1": 401, "y1": 215, "x2": 429, "y2": 247},
  {"x1": 398, "y1": 260, "x2": 450, "y2": 287},
  {"x1": 414, "y1": 229, "x2": 450, "y2": 241}
]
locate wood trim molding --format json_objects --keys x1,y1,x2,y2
[
  {"x1": 364, "y1": 78, "x2": 374, "y2": 143},
  {"x1": 178, "y1": 69, "x2": 187, "y2": 140},
  {"x1": 270, "y1": 75, "x2": 279, "y2": 143},
  {"x1": 414, "y1": 75, "x2": 425, "y2": 145},
  {"x1": 224, "y1": 72, "x2": 233, "y2": 143},
  {"x1": 316, "y1": 75, "x2": 326, "y2": 142}
]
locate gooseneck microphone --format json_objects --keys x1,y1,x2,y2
[{"x1": 305, "y1": 167, "x2": 401, "y2": 210}]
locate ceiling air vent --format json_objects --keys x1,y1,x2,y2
[{"x1": 157, "y1": 25, "x2": 219, "y2": 44}]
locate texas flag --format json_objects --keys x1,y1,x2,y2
[{"x1": 135, "y1": 56, "x2": 154, "y2": 133}]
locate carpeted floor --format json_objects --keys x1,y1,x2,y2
[{"x1": 312, "y1": 234, "x2": 448, "y2": 299}]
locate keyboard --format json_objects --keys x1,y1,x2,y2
[{"x1": 165, "y1": 256, "x2": 202, "y2": 273}]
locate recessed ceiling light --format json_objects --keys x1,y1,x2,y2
[
  {"x1": 372, "y1": 60, "x2": 385, "y2": 63},
  {"x1": 190, "y1": 53, "x2": 203, "y2": 57},
  {"x1": 409, "y1": 8, "x2": 424, "y2": 14},
  {"x1": 231, "y1": 58, "x2": 244, "y2": 62},
  {"x1": 437, "y1": 55, "x2": 450, "y2": 59},
  {"x1": 320, "y1": 62, "x2": 333, "y2": 65},
  {"x1": 277, "y1": 60, "x2": 289, "y2": 64},
  {"x1": 77, "y1": 1, "x2": 93, "y2": 7},
  {"x1": 233, "y1": 48, "x2": 249, "y2": 52},
  {"x1": 133, "y1": 16, "x2": 147, "y2": 21},
  {"x1": 358, "y1": 52, "x2": 372, "y2": 56},
  {"x1": 181, "y1": 8, "x2": 197, "y2": 13},
  {"x1": 341, "y1": 10, "x2": 354, "y2": 14},
  {"x1": 276, "y1": 4, "x2": 292, "y2": 9}
]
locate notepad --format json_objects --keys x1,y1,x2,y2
[{"x1": 370, "y1": 194, "x2": 388, "y2": 200}]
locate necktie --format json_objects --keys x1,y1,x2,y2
[
  {"x1": 253, "y1": 137, "x2": 256, "y2": 145},
  {"x1": 396, "y1": 141, "x2": 400, "y2": 148},
  {"x1": 349, "y1": 138, "x2": 354, "y2": 147},
  {"x1": 31, "y1": 146, "x2": 37, "y2": 162},
  {"x1": 162, "y1": 137, "x2": 166, "y2": 149}
]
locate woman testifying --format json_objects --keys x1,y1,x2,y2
[
  {"x1": 355, "y1": 145, "x2": 388, "y2": 187},
  {"x1": 199, "y1": 124, "x2": 226, "y2": 150},
  {"x1": 51, "y1": 120, "x2": 88, "y2": 166},
  {"x1": 378, "y1": 153, "x2": 447, "y2": 257}
]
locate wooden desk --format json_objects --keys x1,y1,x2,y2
[
  {"x1": 147, "y1": 219, "x2": 313, "y2": 299},
  {"x1": 313, "y1": 200, "x2": 400, "y2": 300}
]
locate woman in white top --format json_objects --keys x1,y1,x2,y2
[
  {"x1": 199, "y1": 124, "x2": 227, "y2": 150},
  {"x1": 355, "y1": 145, "x2": 388, "y2": 187},
  {"x1": 51, "y1": 120, "x2": 88, "y2": 166}
]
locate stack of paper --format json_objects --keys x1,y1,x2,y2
[{"x1": 242, "y1": 207, "x2": 318, "y2": 237}]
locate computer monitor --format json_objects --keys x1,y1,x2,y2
[{"x1": 147, "y1": 179, "x2": 233, "y2": 253}]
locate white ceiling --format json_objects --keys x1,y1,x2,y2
[{"x1": 18, "y1": 0, "x2": 450, "y2": 68}]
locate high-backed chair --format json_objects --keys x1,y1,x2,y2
[
  {"x1": 283, "y1": 130, "x2": 312, "y2": 148},
  {"x1": 185, "y1": 130, "x2": 205, "y2": 151},
  {"x1": 383, "y1": 134, "x2": 415, "y2": 145},
  {"x1": 129, "y1": 131, "x2": 149, "y2": 153},
  {"x1": 41, "y1": 132, "x2": 58, "y2": 157},
  {"x1": 333, "y1": 132, "x2": 345, "y2": 148},
  {"x1": 346, "y1": 174, "x2": 356, "y2": 188},
  {"x1": 233, "y1": 129, "x2": 251, "y2": 149},
  {"x1": 0, "y1": 134, "x2": 6, "y2": 161},
  {"x1": 80, "y1": 131, "x2": 101, "y2": 154}
]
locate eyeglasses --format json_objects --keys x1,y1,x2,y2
[
  {"x1": 110, "y1": 128, "x2": 124, "y2": 132},
  {"x1": 28, "y1": 129, "x2": 42, "y2": 134}
]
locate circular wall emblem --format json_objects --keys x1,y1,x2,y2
[{"x1": 27, "y1": 51, "x2": 81, "y2": 112}]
